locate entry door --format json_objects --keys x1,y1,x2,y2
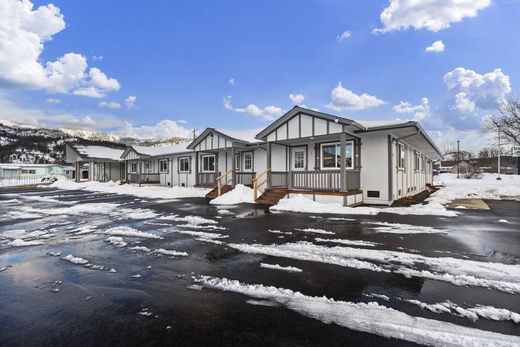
[{"x1": 291, "y1": 147, "x2": 306, "y2": 171}]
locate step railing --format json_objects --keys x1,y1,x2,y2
[
  {"x1": 252, "y1": 168, "x2": 271, "y2": 200},
  {"x1": 216, "y1": 170, "x2": 233, "y2": 196}
]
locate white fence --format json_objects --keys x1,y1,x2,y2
[{"x1": 0, "y1": 175, "x2": 55, "y2": 188}]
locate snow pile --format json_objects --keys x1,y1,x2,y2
[
  {"x1": 44, "y1": 178, "x2": 208, "y2": 199},
  {"x1": 194, "y1": 276, "x2": 520, "y2": 346},
  {"x1": 431, "y1": 173, "x2": 520, "y2": 205},
  {"x1": 228, "y1": 241, "x2": 520, "y2": 294},
  {"x1": 210, "y1": 184, "x2": 255, "y2": 205},
  {"x1": 272, "y1": 195, "x2": 377, "y2": 215},
  {"x1": 103, "y1": 226, "x2": 163, "y2": 239},
  {"x1": 369, "y1": 222, "x2": 447, "y2": 234},
  {"x1": 260, "y1": 263, "x2": 303, "y2": 272}
]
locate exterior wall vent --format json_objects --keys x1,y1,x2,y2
[{"x1": 367, "y1": 190, "x2": 380, "y2": 198}]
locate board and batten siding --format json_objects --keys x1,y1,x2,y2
[
  {"x1": 193, "y1": 132, "x2": 233, "y2": 152},
  {"x1": 265, "y1": 113, "x2": 345, "y2": 142}
]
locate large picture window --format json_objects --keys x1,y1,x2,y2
[
  {"x1": 201, "y1": 155, "x2": 215, "y2": 172},
  {"x1": 159, "y1": 159, "x2": 168, "y2": 173},
  {"x1": 179, "y1": 157, "x2": 190, "y2": 173},
  {"x1": 320, "y1": 142, "x2": 353, "y2": 169},
  {"x1": 244, "y1": 153, "x2": 252, "y2": 171}
]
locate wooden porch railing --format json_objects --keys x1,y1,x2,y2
[
  {"x1": 252, "y1": 168, "x2": 271, "y2": 200},
  {"x1": 216, "y1": 170, "x2": 233, "y2": 196},
  {"x1": 197, "y1": 173, "x2": 218, "y2": 187}
]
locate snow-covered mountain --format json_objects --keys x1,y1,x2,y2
[{"x1": 0, "y1": 121, "x2": 190, "y2": 164}]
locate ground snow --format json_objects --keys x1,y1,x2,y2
[
  {"x1": 194, "y1": 276, "x2": 520, "y2": 346},
  {"x1": 154, "y1": 248, "x2": 188, "y2": 257},
  {"x1": 315, "y1": 238, "x2": 379, "y2": 247},
  {"x1": 44, "y1": 178, "x2": 208, "y2": 199},
  {"x1": 295, "y1": 228, "x2": 335, "y2": 235},
  {"x1": 260, "y1": 263, "x2": 303, "y2": 272},
  {"x1": 103, "y1": 226, "x2": 163, "y2": 239},
  {"x1": 62, "y1": 254, "x2": 89, "y2": 265},
  {"x1": 158, "y1": 215, "x2": 218, "y2": 225},
  {"x1": 8, "y1": 239, "x2": 45, "y2": 247},
  {"x1": 105, "y1": 236, "x2": 127, "y2": 248},
  {"x1": 210, "y1": 184, "x2": 255, "y2": 205},
  {"x1": 369, "y1": 222, "x2": 447, "y2": 234},
  {"x1": 228, "y1": 241, "x2": 520, "y2": 294}
]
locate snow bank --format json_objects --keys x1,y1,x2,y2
[
  {"x1": 210, "y1": 184, "x2": 255, "y2": 205},
  {"x1": 194, "y1": 276, "x2": 520, "y2": 346},
  {"x1": 44, "y1": 178, "x2": 208, "y2": 199},
  {"x1": 271, "y1": 195, "x2": 378, "y2": 215},
  {"x1": 228, "y1": 241, "x2": 520, "y2": 294},
  {"x1": 432, "y1": 173, "x2": 520, "y2": 205}
]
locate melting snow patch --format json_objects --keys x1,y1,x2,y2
[
  {"x1": 187, "y1": 284, "x2": 203, "y2": 291},
  {"x1": 47, "y1": 251, "x2": 61, "y2": 256},
  {"x1": 128, "y1": 246, "x2": 151, "y2": 252},
  {"x1": 105, "y1": 237, "x2": 127, "y2": 248},
  {"x1": 295, "y1": 228, "x2": 335, "y2": 235},
  {"x1": 369, "y1": 222, "x2": 447, "y2": 234},
  {"x1": 315, "y1": 238, "x2": 379, "y2": 247},
  {"x1": 260, "y1": 263, "x2": 303, "y2": 273},
  {"x1": 194, "y1": 276, "x2": 520, "y2": 346},
  {"x1": 8, "y1": 239, "x2": 45, "y2": 247},
  {"x1": 362, "y1": 293, "x2": 390, "y2": 301},
  {"x1": 498, "y1": 219, "x2": 509, "y2": 223},
  {"x1": 268, "y1": 230, "x2": 292, "y2": 235},
  {"x1": 62, "y1": 254, "x2": 89, "y2": 265},
  {"x1": 130, "y1": 274, "x2": 142, "y2": 278},
  {"x1": 103, "y1": 226, "x2": 163, "y2": 239},
  {"x1": 138, "y1": 309, "x2": 153, "y2": 316},
  {"x1": 246, "y1": 299, "x2": 280, "y2": 307},
  {"x1": 228, "y1": 241, "x2": 520, "y2": 294},
  {"x1": 111, "y1": 208, "x2": 160, "y2": 220},
  {"x1": 158, "y1": 215, "x2": 217, "y2": 225},
  {"x1": 154, "y1": 248, "x2": 188, "y2": 257}
]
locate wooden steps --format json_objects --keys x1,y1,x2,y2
[
  {"x1": 205, "y1": 185, "x2": 233, "y2": 199},
  {"x1": 255, "y1": 188, "x2": 288, "y2": 205}
]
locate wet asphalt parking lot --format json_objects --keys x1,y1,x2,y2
[{"x1": 0, "y1": 187, "x2": 519, "y2": 346}]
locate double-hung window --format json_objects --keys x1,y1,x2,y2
[
  {"x1": 235, "y1": 155, "x2": 240, "y2": 171},
  {"x1": 414, "y1": 152, "x2": 420, "y2": 171},
  {"x1": 320, "y1": 142, "x2": 353, "y2": 169},
  {"x1": 201, "y1": 155, "x2": 215, "y2": 172},
  {"x1": 131, "y1": 162, "x2": 138, "y2": 173},
  {"x1": 179, "y1": 157, "x2": 190, "y2": 173},
  {"x1": 144, "y1": 161, "x2": 151, "y2": 173},
  {"x1": 159, "y1": 159, "x2": 168, "y2": 173},
  {"x1": 244, "y1": 153, "x2": 252, "y2": 171}
]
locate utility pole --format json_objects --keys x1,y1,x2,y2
[
  {"x1": 497, "y1": 128, "x2": 502, "y2": 180},
  {"x1": 192, "y1": 128, "x2": 198, "y2": 140},
  {"x1": 457, "y1": 140, "x2": 460, "y2": 179}
]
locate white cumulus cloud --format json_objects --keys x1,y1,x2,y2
[
  {"x1": 223, "y1": 96, "x2": 284, "y2": 121},
  {"x1": 98, "y1": 101, "x2": 121, "y2": 110},
  {"x1": 0, "y1": 0, "x2": 120, "y2": 98},
  {"x1": 374, "y1": 0, "x2": 491, "y2": 33},
  {"x1": 116, "y1": 120, "x2": 192, "y2": 140},
  {"x1": 46, "y1": 98, "x2": 61, "y2": 104},
  {"x1": 336, "y1": 30, "x2": 352, "y2": 42},
  {"x1": 325, "y1": 83, "x2": 385, "y2": 111},
  {"x1": 125, "y1": 96, "x2": 136, "y2": 109},
  {"x1": 443, "y1": 67, "x2": 511, "y2": 113},
  {"x1": 425, "y1": 40, "x2": 445, "y2": 53},
  {"x1": 393, "y1": 97, "x2": 430, "y2": 121},
  {"x1": 289, "y1": 94, "x2": 305, "y2": 105},
  {"x1": 228, "y1": 78, "x2": 235, "y2": 86}
]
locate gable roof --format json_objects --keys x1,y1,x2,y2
[
  {"x1": 67, "y1": 143, "x2": 125, "y2": 161},
  {"x1": 187, "y1": 128, "x2": 251, "y2": 149},
  {"x1": 121, "y1": 142, "x2": 191, "y2": 158},
  {"x1": 255, "y1": 106, "x2": 364, "y2": 140}
]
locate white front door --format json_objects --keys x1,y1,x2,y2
[{"x1": 291, "y1": 147, "x2": 306, "y2": 171}]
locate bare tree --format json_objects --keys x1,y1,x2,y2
[
  {"x1": 478, "y1": 147, "x2": 499, "y2": 158},
  {"x1": 486, "y1": 97, "x2": 520, "y2": 146}
]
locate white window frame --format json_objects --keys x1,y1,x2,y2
[
  {"x1": 159, "y1": 159, "x2": 168, "y2": 173},
  {"x1": 131, "y1": 162, "x2": 138, "y2": 173},
  {"x1": 320, "y1": 141, "x2": 354, "y2": 170},
  {"x1": 414, "y1": 151, "x2": 420, "y2": 172},
  {"x1": 235, "y1": 154, "x2": 240, "y2": 171},
  {"x1": 398, "y1": 144, "x2": 406, "y2": 169},
  {"x1": 291, "y1": 147, "x2": 306, "y2": 171},
  {"x1": 144, "y1": 161, "x2": 151, "y2": 173},
  {"x1": 201, "y1": 154, "x2": 215, "y2": 173},
  {"x1": 179, "y1": 157, "x2": 190, "y2": 173},
  {"x1": 243, "y1": 152, "x2": 253, "y2": 171}
]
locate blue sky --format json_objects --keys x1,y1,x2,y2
[{"x1": 1, "y1": 0, "x2": 519, "y2": 151}]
